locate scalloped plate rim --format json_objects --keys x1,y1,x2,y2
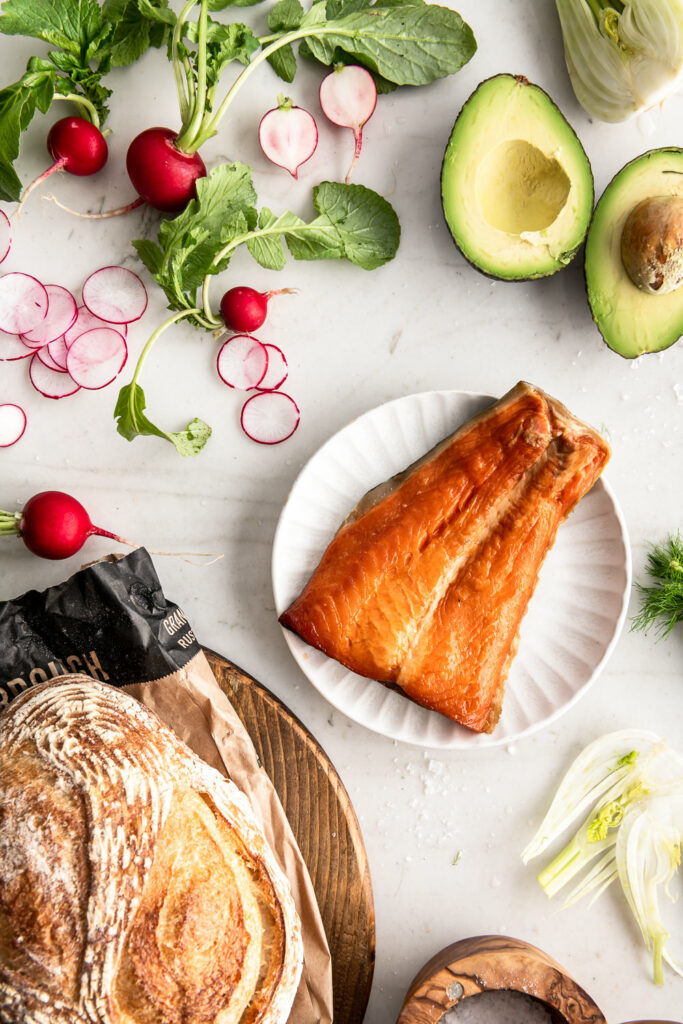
[{"x1": 272, "y1": 390, "x2": 632, "y2": 750}]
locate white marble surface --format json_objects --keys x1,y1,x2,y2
[{"x1": 1, "y1": 1, "x2": 682, "y2": 1021}]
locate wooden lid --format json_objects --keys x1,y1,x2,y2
[{"x1": 396, "y1": 935, "x2": 606, "y2": 1024}]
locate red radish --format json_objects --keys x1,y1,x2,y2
[
  {"x1": 216, "y1": 334, "x2": 269, "y2": 390},
  {"x1": 319, "y1": 65, "x2": 377, "y2": 183},
  {"x1": 37, "y1": 345, "x2": 67, "y2": 373},
  {"x1": 66, "y1": 328, "x2": 127, "y2": 389},
  {"x1": 258, "y1": 96, "x2": 318, "y2": 178},
  {"x1": 48, "y1": 117, "x2": 108, "y2": 175},
  {"x1": 0, "y1": 332, "x2": 34, "y2": 360},
  {"x1": 256, "y1": 344, "x2": 288, "y2": 391},
  {"x1": 0, "y1": 211, "x2": 11, "y2": 264},
  {"x1": 20, "y1": 284, "x2": 78, "y2": 347},
  {"x1": 29, "y1": 354, "x2": 80, "y2": 399},
  {"x1": 65, "y1": 305, "x2": 127, "y2": 349},
  {"x1": 0, "y1": 403, "x2": 26, "y2": 447},
  {"x1": 220, "y1": 286, "x2": 296, "y2": 334},
  {"x1": 82, "y1": 266, "x2": 148, "y2": 325},
  {"x1": 126, "y1": 127, "x2": 207, "y2": 212},
  {"x1": 17, "y1": 117, "x2": 108, "y2": 212},
  {"x1": 241, "y1": 391, "x2": 300, "y2": 444},
  {"x1": 0, "y1": 491, "x2": 131, "y2": 560},
  {"x1": 0, "y1": 273, "x2": 48, "y2": 335},
  {"x1": 47, "y1": 335, "x2": 69, "y2": 369}
]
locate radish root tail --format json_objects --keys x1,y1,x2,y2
[
  {"x1": 45, "y1": 194, "x2": 145, "y2": 219},
  {"x1": 345, "y1": 127, "x2": 364, "y2": 185},
  {"x1": 15, "y1": 159, "x2": 67, "y2": 219}
]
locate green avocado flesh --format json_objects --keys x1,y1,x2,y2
[
  {"x1": 441, "y1": 74, "x2": 594, "y2": 280},
  {"x1": 585, "y1": 148, "x2": 683, "y2": 358}
]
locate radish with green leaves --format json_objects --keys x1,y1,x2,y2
[
  {"x1": 319, "y1": 66, "x2": 377, "y2": 183},
  {"x1": 220, "y1": 286, "x2": 295, "y2": 334},
  {"x1": 16, "y1": 117, "x2": 108, "y2": 214},
  {"x1": 259, "y1": 96, "x2": 318, "y2": 178},
  {"x1": 118, "y1": 163, "x2": 400, "y2": 455},
  {"x1": 142, "y1": 0, "x2": 475, "y2": 172},
  {"x1": 0, "y1": 2, "x2": 174, "y2": 204},
  {"x1": 126, "y1": 127, "x2": 207, "y2": 213},
  {"x1": 0, "y1": 491, "x2": 132, "y2": 560}
]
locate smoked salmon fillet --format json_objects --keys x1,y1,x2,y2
[{"x1": 279, "y1": 383, "x2": 610, "y2": 733}]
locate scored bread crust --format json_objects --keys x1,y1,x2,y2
[{"x1": 0, "y1": 676, "x2": 303, "y2": 1024}]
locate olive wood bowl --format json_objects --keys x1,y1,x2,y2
[{"x1": 396, "y1": 935, "x2": 605, "y2": 1024}]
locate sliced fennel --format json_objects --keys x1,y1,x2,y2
[
  {"x1": 524, "y1": 730, "x2": 683, "y2": 983},
  {"x1": 556, "y1": 0, "x2": 683, "y2": 122},
  {"x1": 618, "y1": 793, "x2": 683, "y2": 984}
]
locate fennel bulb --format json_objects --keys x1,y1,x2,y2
[
  {"x1": 556, "y1": 0, "x2": 683, "y2": 121},
  {"x1": 524, "y1": 730, "x2": 683, "y2": 983}
]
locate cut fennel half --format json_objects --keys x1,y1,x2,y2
[
  {"x1": 618, "y1": 793, "x2": 683, "y2": 984},
  {"x1": 524, "y1": 730, "x2": 683, "y2": 983},
  {"x1": 556, "y1": 0, "x2": 683, "y2": 122}
]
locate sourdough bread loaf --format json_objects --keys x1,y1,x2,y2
[{"x1": 0, "y1": 675, "x2": 303, "y2": 1024}]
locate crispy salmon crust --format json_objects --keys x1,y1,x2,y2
[{"x1": 279, "y1": 383, "x2": 610, "y2": 733}]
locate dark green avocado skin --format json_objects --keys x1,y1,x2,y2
[
  {"x1": 440, "y1": 73, "x2": 594, "y2": 281},
  {"x1": 584, "y1": 147, "x2": 683, "y2": 358}
]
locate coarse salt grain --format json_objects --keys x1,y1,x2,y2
[{"x1": 439, "y1": 990, "x2": 552, "y2": 1024}]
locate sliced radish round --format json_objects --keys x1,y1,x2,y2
[
  {"x1": 256, "y1": 344, "x2": 288, "y2": 391},
  {"x1": 0, "y1": 212, "x2": 11, "y2": 265},
  {"x1": 37, "y1": 345, "x2": 67, "y2": 372},
  {"x1": 20, "y1": 284, "x2": 77, "y2": 346},
  {"x1": 217, "y1": 334, "x2": 269, "y2": 390},
  {"x1": 0, "y1": 331, "x2": 34, "y2": 360},
  {"x1": 47, "y1": 335, "x2": 69, "y2": 369},
  {"x1": 64, "y1": 305, "x2": 127, "y2": 349},
  {"x1": 259, "y1": 99, "x2": 318, "y2": 178},
  {"x1": 29, "y1": 355, "x2": 80, "y2": 399},
  {"x1": 241, "y1": 391, "x2": 300, "y2": 445},
  {"x1": 82, "y1": 266, "x2": 147, "y2": 324},
  {"x1": 0, "y1": 403, "x2": 26, "y2": 446},
  {"x1": 66, "y1": 327, "x2": 127, "y2": 389},
  {"x1": 0, "y1": 273, "x2": 48, "y2": 335}
]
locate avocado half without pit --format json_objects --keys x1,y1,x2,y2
[
  {"x1": 585, "y1": 148, "x2": 683, "y2": 357},
  {"x1": 441, "y1": 74, "x2": 594, "y2": 280}
]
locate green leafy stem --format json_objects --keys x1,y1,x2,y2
[
  {"x1": 0, "y1": 0, "x2": 175, "y2": 201},
  {"x1": 117, "y1": 162, "x2": 400, "y2": 455},
  {"x1": 172, "y1": 0, "x2": 476, "y2": 153}
]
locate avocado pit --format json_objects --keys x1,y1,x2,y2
[
  {"x1": 621, "y1": 195, "x2": 683, "y2": 295},
  {"x1": 476, "y1": 139, "x2": 571, "y2": 234}
]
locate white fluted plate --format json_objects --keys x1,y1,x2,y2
[{"x1": 272, "y1": 391, "x2": 631, "y2": 749}]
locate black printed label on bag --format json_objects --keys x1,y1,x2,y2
[{"x1": 0, "y1": 548, "x2": 200, "y2": 709}]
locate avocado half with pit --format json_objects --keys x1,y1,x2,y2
[
  {"x1": 441, "y1": 74, "x2": 594, "y2": 280},
  {"x1": 585, "y1": 148, "x2": 683, "y2": 358}
]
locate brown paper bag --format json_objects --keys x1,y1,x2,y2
[{"x1": 0, "y1": 549, "x2": 333, "y2": 1023}]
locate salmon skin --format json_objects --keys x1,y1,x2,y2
[{"x1": 279, "y1": 383, "x2": 610, "y2": 734}]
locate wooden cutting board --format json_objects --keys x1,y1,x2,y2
[{"x1": 205, "y1": 649, "x2": 375, "y2": 1024}]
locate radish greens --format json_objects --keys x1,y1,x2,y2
[
  {"x1": 0, "y1": 0, "x2": 174, "y2": 200},
  {"x1": 117, "y1": 162, "x2": 400, "y2": 454},
  {"x1": 166, "y1": 0, "x2": 476, "y2": 154}
]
